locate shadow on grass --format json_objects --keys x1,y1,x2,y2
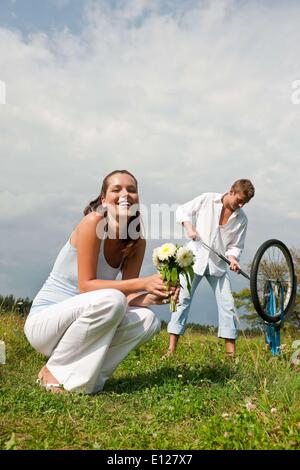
[{"x1": 104, "y1": 362, "x2": 237, "y2": 394}]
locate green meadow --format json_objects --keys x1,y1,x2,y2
[{"x1": 0, "y1": 313, "x2": 299, "y2": 450}]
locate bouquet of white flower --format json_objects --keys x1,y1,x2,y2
[{"x1": 152, "y1": 243, "x2": 195, "y2": 312}]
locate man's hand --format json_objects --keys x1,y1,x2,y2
[
  {"x1": 182, "y1": 222, "x2": 200, "y2": 241},
  {"x1": 228, "y1": 256, "x2": 240, "y2": 273},
  {"x1": 187, "y1": 229, "x2": 200, "y2": 241}
]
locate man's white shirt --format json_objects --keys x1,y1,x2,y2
[{"x1": 176, "y1": 192, "x2": 248, "y2": 277}]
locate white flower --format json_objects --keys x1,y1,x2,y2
[
  {"x1": 245, "y1": 402, "x2": 256, "y2": 411},
  {"x1": 157, "y1": 243, "x2": 176, "y2": 261},
  {"x1": 176, "y1": 246, "x2": 195, "y2": 268},
  {"x1": 152, "y1": 248, "x2": 161, "y2": 269}
]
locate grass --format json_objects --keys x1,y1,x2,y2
[{"x1": 0, "y1": 313, "x2": 300, "y2": 450}]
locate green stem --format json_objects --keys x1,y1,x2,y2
[
  {"x1": 167, "y1": 281, "x2": 178, "y2": 313},
  {"x1": 170, "y1": 296, "x2": 177, "y2": 313}
]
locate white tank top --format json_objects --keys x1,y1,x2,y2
[{"x1": 29, "y1": 235, "x2": 123, "y2": 315}]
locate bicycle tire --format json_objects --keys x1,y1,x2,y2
[{"x1": 250, "y1": 239, "x2": 297, "y2": 323}]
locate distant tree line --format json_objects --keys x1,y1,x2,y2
[
  {"x1": 0, "y1": 294, "x2": 32, "y2": 317},
  {"x1": 1, "y1": 248, "x2": 299, "y2": 331},
  {"x1": 160, "y1": 321, "x2": 263, "y2": 336}
]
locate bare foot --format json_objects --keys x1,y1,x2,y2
[
  {"x1": 37, "y1": 365, "x2": 47, "y2": 381},
  {"x1": 161, "y1": 349, "x2": 175, "y2": 360},
  {"x1": 225, "y1": 351, "x2": 235, "y2": 359},
  {"x1": 37, "y1": 365, "x2": 65, "y2": 394}
]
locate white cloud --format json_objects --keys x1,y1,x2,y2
[{"x1": 0, "y1": 0, "x2": 299, "y2": 321}]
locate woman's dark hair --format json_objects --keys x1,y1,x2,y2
[{"x1": 84, "y1": 170, "x2": 142, "y2": 262}]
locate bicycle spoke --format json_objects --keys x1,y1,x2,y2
[{"x1": 250, "y1": 240, "x2": 296, "y2": 323}]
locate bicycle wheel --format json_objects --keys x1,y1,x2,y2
[{"x1": 250, "y1": 239, "x2": 297, "y2": 323}]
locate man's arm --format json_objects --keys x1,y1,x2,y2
[
  {"x1": 176, "y1": 194, "x2": 206, "y2": 240},
  {"x1": 182, "y1": 221, "x2": 199, "y2": 240},
  {"x1": 225, "y1": 217, "x2": 248, "y2": 272}
]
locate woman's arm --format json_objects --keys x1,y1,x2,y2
[
  {"x1": 121, "y1": 238, "x2": 146, "y2": 281},
  {"x1": 76, "y1": 214, "x2": 167, "y2": 298},
  {"x1": 121, "y1": 239, "x2": 152, "y2": 306}
]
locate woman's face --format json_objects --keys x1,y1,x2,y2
[{"x1": 101, "y1": 173, "x2": 139, "y2": 217}]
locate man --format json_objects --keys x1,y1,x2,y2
[{"x1": 165, "y1": 179, "x2": 255, "y2": 357}]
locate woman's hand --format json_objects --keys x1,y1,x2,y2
[
  {"x1": 144, "y1": 274, "x2": 170, "y2": 299},
  {"x1": 145, "y1": 285, "x2": 181, "y2": 306}
]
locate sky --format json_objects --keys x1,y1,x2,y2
[{"x1": 0, "y1": 0, "x2": 299, "y2": 326}]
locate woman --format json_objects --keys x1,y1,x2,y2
[{"x1": 24, "y1": 170, "x2": 176, "y2": 394}]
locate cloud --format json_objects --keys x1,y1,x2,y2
[{"x1": 0, "y1": 0, "x2": 299, "y2": 325}]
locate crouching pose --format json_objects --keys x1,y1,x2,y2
[{"x1": 25, "y1": 170, "x2": 177, "y2": 394}]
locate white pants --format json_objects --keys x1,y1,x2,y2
[
  {"x1": 24, "y1": 289, "x2": 160, "y2": 394},
  {"x1": 167, "y1": 268, "x2": 237, "y2": 339}
]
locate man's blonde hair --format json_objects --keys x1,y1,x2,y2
[{"x1": 231, "y1": 179, "x2": 255, "y2": 201}]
